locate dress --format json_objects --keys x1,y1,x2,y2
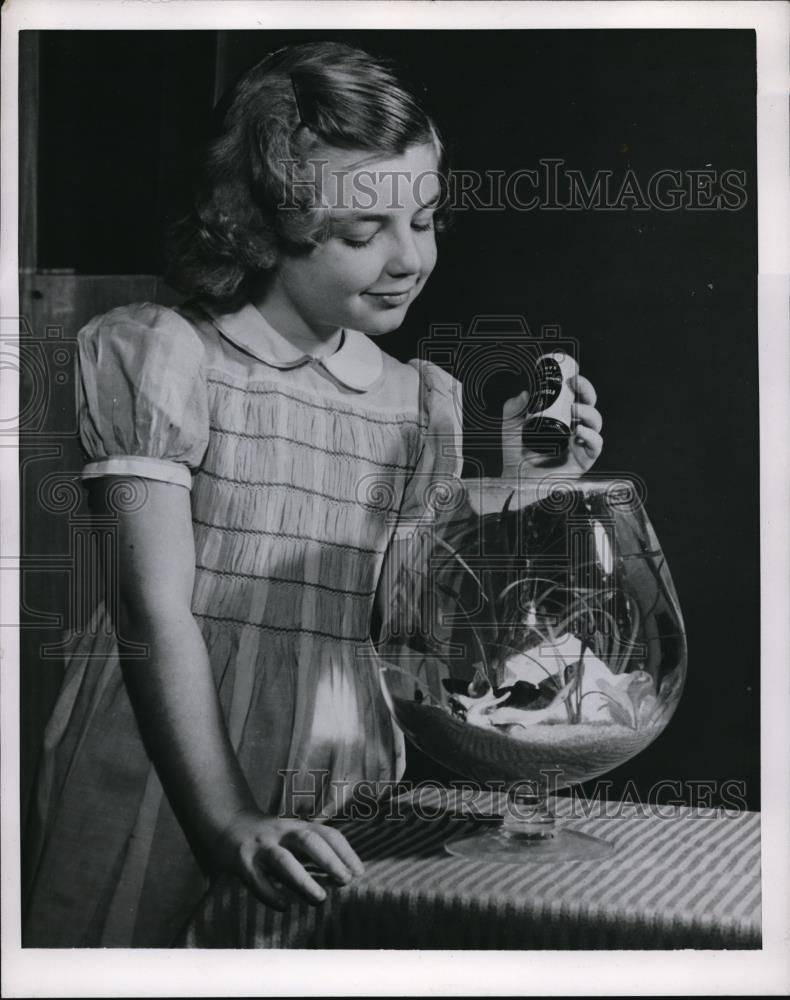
[{"x1": 22, "y1": 299, "x2": 463, "y2": 947}]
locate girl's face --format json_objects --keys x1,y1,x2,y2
[{"x1": 263, "y1": 142, "x2": 441, "y2": 343}]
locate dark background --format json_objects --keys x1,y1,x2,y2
[{"x1": 23, "y1": 30, "x2": 758, "y2": 811}]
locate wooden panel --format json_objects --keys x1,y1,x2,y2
[
  {"x1": 19, "y1": 33, "x2": 39, "y2": 272},
  {"x1": 18, "y1": 273, "x2": 182, "y2": 824}
]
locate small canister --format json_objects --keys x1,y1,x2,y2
[{"x1": 521, "y1": 351, "x2": 579, "y2": 457}]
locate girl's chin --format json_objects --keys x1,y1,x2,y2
[
  {"x1": 362, "y1": 319, "x2": 405, "y2": 337},
  {"x1": 354, "y1": 305, "x2": 411, "y2": 337}
]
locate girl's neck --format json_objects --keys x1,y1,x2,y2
[{"x1": 250, "y1": 286, "x2": 343, "y2": 359}]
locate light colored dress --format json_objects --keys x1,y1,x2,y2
[{"x1": 23, "y1": 299, "x2": 462, "y2": 947}]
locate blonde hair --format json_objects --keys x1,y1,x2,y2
[{"x1": 166, "y1": 42, "x2": 446, "y2": 303}]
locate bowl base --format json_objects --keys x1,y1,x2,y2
[{"x1": 445, "y1": 825, "x2": 614, "y2": 863}]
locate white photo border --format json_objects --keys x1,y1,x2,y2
[{"x1": 1, "y1": 1, "x2": 788, "y2": 996}]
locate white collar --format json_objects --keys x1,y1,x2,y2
[{"x1": 202, "y1": 300, "x2": 384, "y2": 393}]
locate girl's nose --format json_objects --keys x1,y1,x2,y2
[{"x1": 386, "y1": 230, "x2": 422, "y2": 276}]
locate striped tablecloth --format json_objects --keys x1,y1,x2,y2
[{"x1": 183, "y1": 790, "x2": 761, "y2": 950}]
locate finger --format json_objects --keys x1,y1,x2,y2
[
  {"x1": 571, "y1": 402, "x2": 603, "y2": 434},
  {"x1": 569, "y1": 374, "x2": 597, "y2": 407},
  {"x1": 283, "y1": 827, "x2": 357, "y2": 884},
  {"x1": 239, "y1": 863, "x2": 288, "y2": 911},
  {"x1": 571, "y1": 424, "x2": 603, "y2": 457},
  {"x1": 502, "y1": 390, "x2": 529, "y2": 421},
  {"x1": 264, "y1": 844, "x2": 329, "y2": 905},
  {"x1": 312, "y1": 823, "x2": 366, "y2": 876}
]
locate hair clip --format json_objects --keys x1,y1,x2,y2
[{"x1": 290, "y1": 74, "x2": 308, "y2": 128}]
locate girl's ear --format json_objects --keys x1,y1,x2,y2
[{"x1": 247, "y1": 265, "x2": 281, "y2": 302}]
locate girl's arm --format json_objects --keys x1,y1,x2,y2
[{"x1": 90, "y1": 477, "x2": 363, "y2": 910}]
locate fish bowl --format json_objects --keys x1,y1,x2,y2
[{"x1": 375, "y1": 476, "x2": 687, "y2": 862}]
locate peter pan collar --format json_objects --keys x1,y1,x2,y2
[{"x1": 202, "y1": 300, "x2": 384, "y2": 392}]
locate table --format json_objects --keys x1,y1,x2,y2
[{"x1": 182, "y1": 789, "x2": 761, "y2": 949}]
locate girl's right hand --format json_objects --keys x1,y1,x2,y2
[{"x1": 214, "y1": 808, "x2": 365, "y2": 910}]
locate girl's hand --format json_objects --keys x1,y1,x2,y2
[
  {"x1": 214, "y1": 808, "x2": 365, "y2": 911},
  {"x1": 501, "y1": 374, "x2": 603, "y2": 480}
]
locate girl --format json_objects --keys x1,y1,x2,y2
[{"x1": 23, "y1": 42, "x2": 603, "y2": 947}]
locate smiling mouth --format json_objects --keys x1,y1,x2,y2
[{"x1": 364, "y1": 288, "x2": 413, "y2": 306}]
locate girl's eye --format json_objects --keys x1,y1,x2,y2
[
  {"x1": 343, "y1": 234, "x2": 378, "y2": 250},
  {"x1": 340, "y1": 216, "x2": 434, "y2": 250}
]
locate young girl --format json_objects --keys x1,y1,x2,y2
[{"x1": 23, "y1": 42, "x2": 603, "y2": 947}]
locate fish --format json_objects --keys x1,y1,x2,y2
[{"x1": 456, "y1": 636, "x2": 658, "y2": 730}]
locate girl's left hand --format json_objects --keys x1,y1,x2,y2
[{"x1": 501, "y1": 374, "x2": 603, "y2": 480}]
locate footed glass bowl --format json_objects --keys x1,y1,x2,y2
[{"x1": 376, "y1": 476, "x2": 686, "y2": 861}]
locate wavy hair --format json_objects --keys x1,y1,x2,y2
[{"x1": 165, "y1": 42, "x2": 447, "y2": 304}]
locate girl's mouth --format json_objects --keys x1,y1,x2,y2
[{"x1": 364, "y1": 289, "x2": 413, "y2": 307}]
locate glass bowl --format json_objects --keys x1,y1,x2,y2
[{"x1": 376, "y1": 476, "x2": 687, "y2": 861}]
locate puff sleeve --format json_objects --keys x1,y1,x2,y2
[
  {"x1": 77, "y1": 303, "x2": 209, "y2": 489},
  {"x1": 393, "y1": 359, "x2": 466, "y2": 537},
  {"x1": 373, "y1": 361, "x2": 469, "y2": 692}
]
